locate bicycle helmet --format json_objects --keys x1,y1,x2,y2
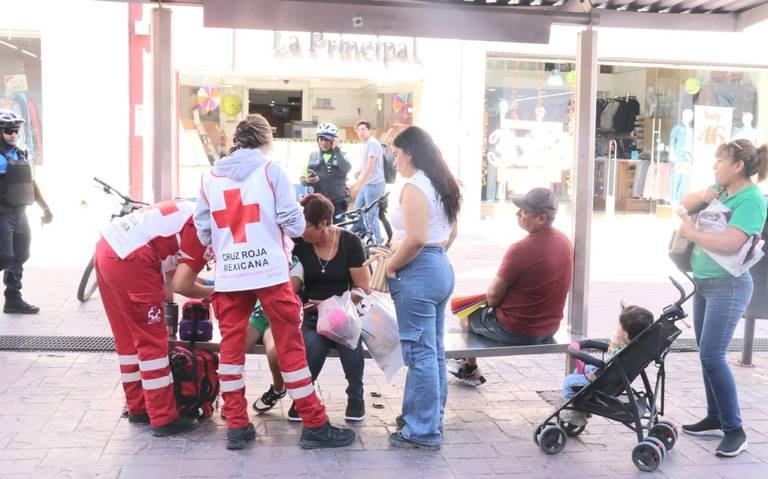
[
  {"x1": 0, "y1": 109, "x2": 24, "y2": 129},
  {"x1": 316, "y1": 122, "x2": 339, "y2": 140}
]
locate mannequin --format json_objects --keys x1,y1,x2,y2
[
  {"x1": 732, "y1": 112, "x2": 763, "y2": 145},
  {"x1": 669, "y1": 108, "x2": 694, "y2": 202}
]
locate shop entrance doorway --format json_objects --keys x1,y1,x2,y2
[{"x1": 248, "y1": 89, "x2": 303, "y2": 138}]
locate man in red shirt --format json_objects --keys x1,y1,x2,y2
[{"x1": 451, "y1": 188, "x2": 573, "y2": 385}]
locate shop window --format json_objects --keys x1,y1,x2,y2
[{"x1": 0, "y1": 36, "x2": 42, "y2": 164}]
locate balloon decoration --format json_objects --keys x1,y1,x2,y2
[
  {"x1": 221, "y1": 93, "x2": 242, "y2": 117},
  {"x1": 196, "y1": 86, "x2": 221, "y2": 114},
  {"x1": 391, "y1": 92, "x2": 414, "y2": 120}
]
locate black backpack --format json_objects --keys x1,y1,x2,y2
[{"x1": 381, "y1": 144, "x2": 397, "y2": 184}]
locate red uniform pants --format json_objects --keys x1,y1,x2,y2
[
  {"x1": 213, "y1": 282, "x2": 328, "y2": 429},
  {"x1": 94, "y1": 239, "x2": 178, "y2": 427}
]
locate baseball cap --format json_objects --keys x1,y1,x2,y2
[{"x1": 511, "y1": 188, "x2": 558, "y2": 216}]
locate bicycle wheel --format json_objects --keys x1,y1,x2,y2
[{"x1": 76, "y1": 258, "x2": 98, "y2": 302}]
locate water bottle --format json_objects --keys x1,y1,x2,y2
[{"x1": 164, "y1": 301, "x2": 179, "y2": 338}]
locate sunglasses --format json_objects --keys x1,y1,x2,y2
[{"x1": 2, "y1": 128, "x2": 19, "y2": 135}]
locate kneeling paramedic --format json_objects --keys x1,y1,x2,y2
[{"x1": 94, "y1": 198, "x2": 212, "y2": 436}]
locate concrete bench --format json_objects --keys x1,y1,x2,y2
[{"x1": 169, "y1": 314, "x2": 572, "y2": 360}]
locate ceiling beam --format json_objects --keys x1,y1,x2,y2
[
  {"x1": 737, "y1": 1, "x2": 768, "y2": 28},
  {"x1": 595, "y1": 7, "x2": 736, "y2": 29}
]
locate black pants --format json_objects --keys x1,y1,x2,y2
[
  {"x1": 301, "y1": 322, "x2": 364, "y2": 401},
  {"x1": 0, "y1": 210, "x2": 31, "y2": 300}
]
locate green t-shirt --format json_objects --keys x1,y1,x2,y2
[{"x1": 691, "y1": 184, "x2": 767, "y2": 279}]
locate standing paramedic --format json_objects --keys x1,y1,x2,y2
[
  {"x1": 0, "y1": 109, "x2": 52, "y2": 314},
  {"x1": 194, "y1": 114, "x2": 356, "y2": 450},
  {"x1": 94, "y1": 199, "x2": 211, "y2": 437}
]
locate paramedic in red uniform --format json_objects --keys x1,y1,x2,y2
[
  {"x1": 94, "y1": 199, "x2": 212, "y2": 436},
  {"x1": 194, "y1": 114, "x2": 356, "y2": 450}
]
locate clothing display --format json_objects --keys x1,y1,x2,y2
[
  {"x1": 642, "y1": 162, "x2": 673, "y2": 201},
  {"x1": 597, "y1": 97, "x2": 641, "y2": 133}
]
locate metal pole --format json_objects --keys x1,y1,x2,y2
[
  {"x1": 568, "y1": 27, "x2": 598, "y2": 353},
  {"x1": 152, "y1": 7, "x2": 174, "y2": 202},
  {"x1": 740, "y1": 317, "x2": 756, "y2": 367}
]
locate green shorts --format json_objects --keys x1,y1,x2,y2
[{"x1": 248, "y1": 300, "x2": 270, "y2": 334}]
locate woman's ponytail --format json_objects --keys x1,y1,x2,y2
[{"x1": 757, "y1": 144, "x2": 768, "y2": 183}]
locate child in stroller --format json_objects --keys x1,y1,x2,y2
[
  {"x1": 560, "y1": 304, "x2": 654, "y2": 427},
  {"x1": 534, "y1": 275, "x2": 692, "y2": 472}
]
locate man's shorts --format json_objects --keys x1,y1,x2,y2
[{"x1": 468, "y1": 306, "x2": 555, "y2": 345}]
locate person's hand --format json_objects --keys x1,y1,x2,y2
[
  {"x1": 701, "y1": 187, "x2": 720, "y2": 204},
  {"x1": 349, "y1": 185, "x2": 360, "y2": 199},
  {"x1": 307, "y1": 175, "x2": 319, "y2": 184},
  {"x1": 679, "y1": 214, "x2": 695, "y2": 239},
  {"x1": 386, "y1": 266, "x2": 397, "y2": 280},
  {"x1": 40, "y1": 207, "x2": 53, "y2": 225},
  {"x1": 307, "y1": 299, "x2": 323, "y2": 305},
  {"x1": 354, "y1": 171, "x2": 361, "y2": 179},
  {"x1": 332, "y1": 138, "x2": 340, "y2": 149}
]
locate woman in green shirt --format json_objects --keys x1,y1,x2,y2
[{"x1": 677, "y1": 139, "x2": 768, "y2": 458}]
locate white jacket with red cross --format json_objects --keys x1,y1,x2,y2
[{"x1": 195, "y1": 148, "x2": 304, "y2": 292}]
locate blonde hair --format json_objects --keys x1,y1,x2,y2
[{"x1": 232, "y1": 114, "x2": 273, "y2": 151}]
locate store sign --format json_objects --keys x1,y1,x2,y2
[
  {"x1": 273, "y1": 32, "x2": 417, "y2": 64},
  {"x1": 692, "y1": 105, "x2": 733, "y2": 189},
  {"x1": 4, "y1": 75, "x2": 28, "y2": 93},
  {"x1": 685, "y1": 78, "x2": 701, "y2": 95}
]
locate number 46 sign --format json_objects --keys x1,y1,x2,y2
[{"x1": 693, "y1": 105, "x2": 733, "y2": 189}]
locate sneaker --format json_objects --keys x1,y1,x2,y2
[
  {"x1": 388, "y1": 431, "x2": 440, "y2": 451},
  {"x1": 3, "y1": 297, "x2": 40, "y2": 314},
  {"x1": 253, "y1": 385, "x2": 286, "y2": 413},
  {"x1": 682, "y1": 417, "x2": 724, "y2": 437},
  {"x1": 449, "y1": 363, "x2": 487, "y2": 387},
  {"x1": 287, "y1": 402, "x2": 301, "y2": 422},
  {"x1": 395, "y1": 415, "x2": 443, "y2": 434},
  {"x1": 345, "y1": 399, "x2": 366, "y2": 421},
  {"x1": 227, "y1": 423, "x2": 256, "y2": 450},
  {"x1": 127, "y1": 413, "x2": 150, "y2": 424},
  {"x1": 151, "y1": 416, "x2": 198, "y2": 437},
  {"x1": 560, "y1": 409, "x2": 587, "y2": 427},
  {"x1": 300, "y1": 421, "x2": 356, "y2": 449},
  {"x1": 716, "y1": 428, "x2": 748, "y2": 457}
]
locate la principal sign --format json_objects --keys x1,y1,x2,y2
[{"x1": 273, "y1": 32, "x2": 418, "y2": 64}]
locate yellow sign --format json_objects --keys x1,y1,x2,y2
[
  {"x1": 685, "y1": 78, "x2": 701, "y2": 95},
  {"x1": 566, "y1": 70, "x2": 577, "y2": 88},
  {"x1": 221, "y1": 93, "x2": 242, "y2": 117}
]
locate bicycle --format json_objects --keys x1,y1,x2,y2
[
  {"x1": 76, "y1": 178, "x2": 148, "y2": 302},
  {"x1": 335, "y1": 192, "x2": 391, "y2": 254}
]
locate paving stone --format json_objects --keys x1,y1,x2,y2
[{"x1": 446, "y1": 457, "x2": 493, "y2": 475}]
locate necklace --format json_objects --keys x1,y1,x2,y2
[{"x1": 314, "y1": 228, "x2": 338, "y2": 274}]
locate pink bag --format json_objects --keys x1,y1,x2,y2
[{"x1": 317, "y1": 291, "x2": 362, "y2": 350}]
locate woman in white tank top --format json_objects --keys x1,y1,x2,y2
[{"x1": 384, "y1": 126, "x2": 461, "y2": 450}]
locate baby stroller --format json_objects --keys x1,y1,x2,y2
[{"x1": 534, "y1": 275, "x2": 693, "y2": 472}]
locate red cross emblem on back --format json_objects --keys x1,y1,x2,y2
[
  {"x1": 145, "y1": 201, "x2": 179, "y2": 216},
  {"x1": 212, "y1": 188, "x2": 261, "y2": 244}
]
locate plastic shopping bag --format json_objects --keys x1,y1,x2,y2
[
  {"x1": 359, "y1": 292, "x2": 403, "y2": 382},
  {"x1": 317, "y1": 291, "x2": 362, "y2": 350}
]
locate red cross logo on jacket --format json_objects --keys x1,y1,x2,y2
[
  {"x1": 212, "y1": 189, "x2": 261, "y2": 244},
  {"x1": 145, "y1": 201, "x2": 179, "y2": 216}
]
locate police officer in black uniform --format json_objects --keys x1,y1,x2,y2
[
  {"x1": 300, "y1": 122, "x2": 351, "y2": 222},
  {"x1": 0, "y1": 109, "x2": 52, "y2": 314}
]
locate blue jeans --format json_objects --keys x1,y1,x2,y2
[
  {"x1": 353, "y1": 182, "x2": 385, "y2": 245},
  {"x1": 563, "y1": 365, "x2": 598, "y2": 400},
  {"x1": 387, "y1": 246, "x2": 454, "y2": 446},
  {"x1": 693, "y1": 274, "x2": 753, "y2": 432},
  {"x1": 301, "y1": 323, "x2": 364, "y2": 401}
]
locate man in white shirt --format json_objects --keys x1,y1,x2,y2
[{"x1": 350, "y1": 121, "x2": 386, "y2": 245}]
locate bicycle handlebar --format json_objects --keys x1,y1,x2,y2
[
  {"x1": 93, "y1": 177, "x2": 148, "y2": 206},
  {"x1": 335, "y1": 192, "x2": 389, "y2": 221}
]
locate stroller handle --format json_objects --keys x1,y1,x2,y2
[{"x1": 670, "y1": 272, "x2": 696, "y2": 307}]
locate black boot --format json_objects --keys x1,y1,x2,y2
[
  {"x1": 300, "y1": 421, "x2": 356, "y2": 449},
  {"x1": 227, "y1": 423, "x2": 256, "y2": 450},
  {"x1": 3, "y1": 297, "x2": 40, "y2": 314},
  {"x1": 151, "y1": 416, "x2": 198, "y2": 437}
]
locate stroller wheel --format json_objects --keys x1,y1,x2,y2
[
  {"x1": 650, "y1": 421, "x2": 678, "y2": 451},
  {"x1": 644, "y1": 437, "x2": 667, "y2": 460},
  {"x1": 538, "y1": 426, "x2": 567, "y2": 455},
  {"x1": 557, "y1": 418, "x2": 586, "y2": 437},
  {"x1": 532, "y1": 422, "x2": 556, "y2": 446},
  {"x1": 632, "y1": 442, "x2": 663, "y2": 472}
]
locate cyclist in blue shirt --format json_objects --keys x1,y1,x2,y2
[{"x1": 0, "y1": 109, "x2": 52, "y2": 314}]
